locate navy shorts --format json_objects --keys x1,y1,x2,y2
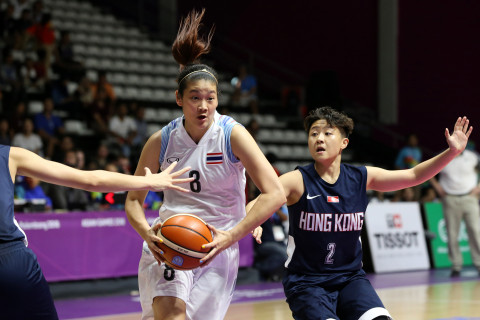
[
  {"x1": 0, "y1": 240, "x2": 58, "y2": 320},
  {"x1": 283, "y1": 269, "x2": 391, "y2": 320}
]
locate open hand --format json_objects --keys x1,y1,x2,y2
[
  {"x1": 145, "y1": 161, "x2": 194, "y2": 192},
  {"x1": 446, "y1": 116, "x2": 473, "y2": 154}
]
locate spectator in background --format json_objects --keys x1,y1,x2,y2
[
  {"x1": 144, "y1": 191, "x2": 163, "y2": 210},
  {"x1": 252, "y1": 151, "x2": 288, "y2": 281},
  {"x1": 8, "y1": 100, "x2": 27, "y2": 135},
  {"x1": 75, "y1": 76, "x2": 94, "y2": 105},
  {"x1": 1, "y1": 49, "x2": 25, "y2": 106},
  {"x1": 117, "y1": 154, "x2": 132, "y2": 174},
  {"x1": 231, "y1": 64, "x2": 259, "y2": 114},
  {"x1": 34, "y1": 97, "x2": 65, "y2": 159},
  {"x1": 50, "y1": 76, "x2": 77, "y2": 116},
  {"x1": 12, "y1": 117, "x2": 43, "y2": 155},
  {"x1": 20, "y1": 56, "x2": 45, "y2": 92},
  {"x1": 52, "y1": 30, "x2": 85, "y2": 81},
  {"x1": 0, "y1": 49, "x2": 19, "y2": 86},
  {"x1": 369, "y1": 191, "x2": 391, "y2": 204},
  {"x1": 48, "y1": 141, "x2": 87, "y2": 209},
  {"x1": 27, "y1": 12, "x2": 55, "y2": 75},
  {"x1": 71, "y1": 76, "x2": 93, "y2": 121},
  {"x1": 63, "y1": 149, "x2": 91, "y2": 210},
  {"x1": 10, "y1": 0, "x2": 30, "y2": 19},
  {"x1": 12, "y1": 7, "x2": 32, "y2": 52},
  {"x1": 51, "y1": 135, "x2": 74, "y2": 163},
  {"x1": 46, "y1": 149, "x2": 91, "y2": 211},
  {"x1": 0, "y1": 117, "x2": 11, "y2": 145},
  {"x1": 419, "y1": 186, "x2": 438, "y2": 203},
  {"x1": 131, "y1": 104, "x2": 148, "y2": 165},
  {"x1": 91, "y1": 70, "x2": 115, "y2": 104},
  {"x1": 393, "y1": 187, "x2": 416, "y2": 202},
  {"x1": 0, "y1": 4, "x2": 16, "y2": 47},
  {"x1": 254, "y1": 204, "x2": 288, "y2": 282},
  {"x1": 429, "y1": 143, "x2": 480, "y2": 278},
  {"x1": 395, "y1": 133, "x2": 422, "y2": 169},
  {"x1": 31, "y1": 0, "x2": 44, "y2": 24},
  {"x1": 89, "y1": 87, "x2": 112, "y2": 137},
  {"x1": 395, "y1": 133, "x2": 422, "y2": 201},
  {"x1": 108, "y1": 102, "x2": 137, "y2": 158},
  {"x1": 15, "y1": 175, "x2": 53, "y2": 211},
  {"x1": 132, "y1": 105, "x2": 148, "y2": 147},
  {"x1": 75, "y1": 148, "x2": 86, "y2": 170},
  {"x1": 87, "y1": 142, "x2": 110, "y2": 170},
  {"x1": 33, "y1": 48, "x2": 48, "y2": 81}
]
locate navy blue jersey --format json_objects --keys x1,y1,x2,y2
[
  {"x1": 0, "y1": 145, "x2": 58, "y2": 318},
  {"x1": 286, "y1": 162, "x2": 368, "y2": 275},
  {"x1": 0, "y1": 145, "x2": 25, "y2": 244}
]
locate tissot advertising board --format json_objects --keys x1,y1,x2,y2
[{"x1": 365, "y1": 202, "x2": 430, "y2": 273}]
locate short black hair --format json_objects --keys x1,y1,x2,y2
[{"x1": 304, "y1": 106, "x2": 354, "y2": 137}]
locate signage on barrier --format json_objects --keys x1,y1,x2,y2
[
  {"x1": 365, "y1": 202, "x2": 430, "y2": 273},
  {"x1": 423, "y1": 202, "x2": 472, "y2": 268}
]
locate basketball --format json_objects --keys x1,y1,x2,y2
[{"x1": 156, "y1": 213, "x2": 213, "y2": 270}]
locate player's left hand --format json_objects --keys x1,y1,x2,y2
[
  {"x1": 199, "y1": 224, "x2": 235, "y2": 267},
  {"x1": 446, "y1": 116, "x2": 473, "y2": 154},
  {"x1": 251, "y1": 226, "x2": 263, "y2": 244}
]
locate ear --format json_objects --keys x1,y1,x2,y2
[
  {"x1": 340, "y1": 137, "x2": 349, "y2": 150},
  {"x1": 175, "y1": 90, "x2": 182, "y2": 107}
]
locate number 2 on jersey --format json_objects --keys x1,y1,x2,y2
[{"x1": 325, "y1": 243, "x2": 336, "y2": 264}]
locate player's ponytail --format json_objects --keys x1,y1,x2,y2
[
  {"x1": 172, "y1": 9, "x2": 219, "y2": 95},
  {"x1": 172, "y1": 8, "x2": 213, "y2": 69}
]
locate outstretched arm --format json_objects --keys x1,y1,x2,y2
[
  {"x1": 10, "y1": 146, "x2": 193, "y2": 193},
  {"x1": 367, "y1": 116, "x2": 473, "y2": 191}
]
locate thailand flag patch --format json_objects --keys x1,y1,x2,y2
[
  {"x1": 206, "y1": 152, "x2": 223, "y2": 165},
  {"x1": 327, "y1": 196, "x2": 339, "y2": 203}
]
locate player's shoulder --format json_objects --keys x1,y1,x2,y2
[
  {"x1": 280, "y1": 169, "x2": 303, "y2": 180},
  {"x1": 342, "y1": 162, "x2": 367, "y2": 174},
  {"x1": 280, "y1": 169, "x2": 303, "y2": 189},
  {"x1": 280, "y1": 169, "x2": 304, "y2": 205},
  {"x1": 216, "y1": 113, "x2": 241, "y2": 129}
]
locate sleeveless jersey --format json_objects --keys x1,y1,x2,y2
[
  {"x1": 0, "y1": 145, "x2": 26, "y2": 244},
  {"x1": 158, "y1": 112, "x2": 246, "y2": 230},
  {"x1": 285, "y1": 163, "x2": 368, "y2": 275}
]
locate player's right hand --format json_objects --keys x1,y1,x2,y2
[{"x1": 146, "y1": 223, "x2": 166, "y2": 264}]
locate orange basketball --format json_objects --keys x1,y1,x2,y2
[{"x1": 156, "y1": 213, "x2": 213, "y2": 270}]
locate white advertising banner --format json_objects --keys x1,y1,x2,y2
[{"x1": 365, "y1": 202, "x2": 430, "y2": 273}]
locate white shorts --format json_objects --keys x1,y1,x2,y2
[{"x1": 138, "y1": 239, "x2": 239, "y2": 320}]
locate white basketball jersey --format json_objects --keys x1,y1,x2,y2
[{"x1": 158, "y1": 112, "x2": 246, "y2": 231}]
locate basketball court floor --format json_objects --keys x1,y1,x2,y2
[{"x1": 54, "y1": 267, "x2": 480, "y2": 320}]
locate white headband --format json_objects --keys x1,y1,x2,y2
[{"x1": 178, "y1": 68, "x2": 218, "y2": 85}]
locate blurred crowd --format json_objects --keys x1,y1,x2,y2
[{"x1": 0, "y1": 0, "x2": 158, "y2": 212}]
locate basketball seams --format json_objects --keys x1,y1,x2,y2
[
  {"x1": 161, "y1": 224, "x2": 212, "y2": 243},
  {"x1": 164, "y1": 213, "x2": 209, "y2": 226}
]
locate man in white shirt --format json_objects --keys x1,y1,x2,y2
[
  {"x1": 108, "y1": 102, "x2": 137, "y2": 158},
  {"x1": 431, "y1": 147, "x2": 480, "y2": 277}
]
